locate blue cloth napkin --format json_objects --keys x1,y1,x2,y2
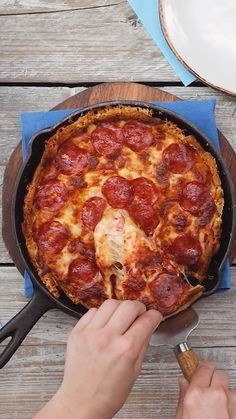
[
  {"x1": 127, "y1": 0, "x2": 195, "y2": 86},
  {"x1": 20, "y1": 100, "x2": 230, "y2": 298}
]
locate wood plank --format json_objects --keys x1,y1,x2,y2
[
  {"x1": 162, "y1": 86, "x2": 236, "y2": 150},
  {"x1": 0, "y1": 86, "x2": 235, "y2": 168},
  {"x1": 0, "y1": 2, "x2": 179, "y2": 83},
  {"x1": 0, "y1": 86, "x2": 85, "y2": 166},
  {"x1": 0, "y1": 167, "x2": 5, "y2": 262},
  {"x1": 0, "y1": 0, "x2": 120, "y2": 14},
  {"x1": 0, "y1": 86, "x2": 86, "y2": 262},
  {"x1": 1, "y1": 85, "x2": 236, "y2": 262},
  {"x1": 0, "y1": 344, "x2": 236, "y2": 419},
  {"x1": 0, "y1": 267, "x2": 236, "y2": 347}
]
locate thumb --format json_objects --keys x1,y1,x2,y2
[{"x1": 175, "y1": 376, "x2": 189, "y2": 419}]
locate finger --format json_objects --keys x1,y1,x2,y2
[
  {"x1": 211, "y1": 370, "x2": 229, "y2": 391},
  {"x1": 90, "y1": 299, "x2": 121, "y2": 328},
  {"x1": 73, "y1": 307, "x2": 98, "y2": 332},
  {"x1": 188, "y1": 361, "x2": 215, "y2": 389},
  {"x1": 134, "y1": 310, "x2": 163, "y2": 368},
  {"x1": 228, "y1": 390, "x2": 236, "y2": 419},
  {"x1": 175, "y1": 377, "x2": 189, "y2": 419},
  {"x1": 125, "y1": 309, "x2": 163, "y2": 354},
  {"x1": 105, "y1": 300, "x2": 147, "y2": 334}
]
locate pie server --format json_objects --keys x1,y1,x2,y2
[
  {"x1": 149, "y1": 307, "x2": 199, "y2": 382},
  {"x1": 0, "y1": 100, "x2": 233, "y2": 369}
]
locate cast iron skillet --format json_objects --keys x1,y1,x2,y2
[{"x1": 0, "y1": 101, "x2": 234, "y2": 369}]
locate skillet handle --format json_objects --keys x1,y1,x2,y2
[{"x1": 0, "y1": 289, "x2": 55, "y2": 368}]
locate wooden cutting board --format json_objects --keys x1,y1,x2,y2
[{"x1": 2, "y1": 82, "x2": 236, "y2": 273}]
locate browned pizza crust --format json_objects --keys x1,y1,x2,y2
[{"x1": 23, "y1": 105, "x2": 223, "y2": 316}]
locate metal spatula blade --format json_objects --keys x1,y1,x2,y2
[{"x1": 150, "y1": 307, "x2": 199, "y2": 381}]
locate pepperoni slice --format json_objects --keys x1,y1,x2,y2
[
  {"x1": 163, "y1": 143, "x2": 196, "y2": 174},
  {"x1": 55, "y1": 140, "x2": 88, "y2": 176},
  {"x1": 91, "y1": 126, "x2": 123, "y2": 157},
  {"x1": 101, "y1": 122, "x2": 123, "y2": 141},
  {"x1": 181, "y1": 181, "x2": 216, "y2": 217},
  {"x1": 149, "y1": 273, "x2": 184, "y2": 309},
  {"x1": 169, "y1": 234, "x2": 202, "y2": 268},
  {"x1": 77, "y1": 282, "x2": 105, "y2": 302},
  {"x1": 131, "y1": 177, "x2": 158, "y2": 205},
  {"x1": 68, "y1": 239, "x2": 95, "y2": 260},
  {"x1": 35, "y1": 179, "x2": 68, "y2": 212},
  {"x1": 192, "y1": 161, "x2": 211, "y2": 184},
  {"x1": 156, "y1": 162, "x2": 169, "y2": 188},
  {"x1": 171, "y1": 214, "x2": 189, "y2": 231},
  {"x1": 82, "y1": 197, "x2": 107, "y2": 230},
  {"x1": 87, "y1": 155, "x2": 99, "y2": 169},
  {"x1": 153, "y1": 129, "x2": 164, "y2": 149},
  {"x1": 123, "y1": 277, "x2": 146, "y2": 300},
  {"x1": 68, "y1": 176, "x2": 88, "y2": 190},
  {"x1": 123, "y1": 121, "x2": 154, "y2": 151},
  {"x1": 160, "y1": 200, "x2": 176, "y2": 217},
  {"x1": 37, "y1": 221, "x2": 70, "y2": 255},
  {"x1": 138, "y1": 251, "x2": 163, "y2": 270},
  {"x1": 102, "y1": 176, "x2": 133, "y2": 209},
  {"x1": 68, "y1": 258, "x2": 98, "y2": 285},
  {"x1": 126, "y1": 276, "x2": 146, "y2": 292},
  {"x1": 128, "y1": 202, "x2": 159, "y2": 236},
  {"x1": 67, "y1": 258, "x2": 101, "y2": 300}
]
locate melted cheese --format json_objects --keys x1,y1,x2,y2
[
  {"x1": 55, "y1": 206, "x2": 82, "y2": 237},
  {"x1": 23, "y1": 105, "x2": 223, "y2": 314},
  {"x1": 94, "y1": 208, "x2": 125, "y2": 269}
]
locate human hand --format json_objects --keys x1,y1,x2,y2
[
  {"x1": 175, "y1": 362, "x2": 236, "y2": 419},
  {"x1": 35, "y1": 299, "x2": 162, "y2": 419}
]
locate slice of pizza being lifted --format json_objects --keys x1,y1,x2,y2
[{"x1": 94, "y1": 207, "x2": 204, "y2": 316}]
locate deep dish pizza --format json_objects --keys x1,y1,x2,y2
[{"x1": 23, "y1": 105, "x2": 223, "y2": 316}]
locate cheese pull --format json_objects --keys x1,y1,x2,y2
[{"x1": 94, "y1": 208, "x2": 155, "y2": 291}]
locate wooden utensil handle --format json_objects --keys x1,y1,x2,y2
[{"x1": 174, "y1": 343, "x2": 199, "y2": 382}]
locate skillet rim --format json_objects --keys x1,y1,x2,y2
[{"x1": 12, "y1": 100, "x2": 235, "y2": 315}]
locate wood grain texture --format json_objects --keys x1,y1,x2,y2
[
  {"x1": 0, "y1": 327, "x2": 236, "y2": 418},
  {"x1": 0, "y1": 86, "x2": 85, "y2": 263},
  {"x1": 0, "y1": 266, "x2": 236, "y2": 417},
  {"x1": 0, "y1": 85, "x2": 235, "y2": 167},
  {"x1": 0, "y1": 86, "x2": 236, "y2": 166},
  {"x1": 0, "y1": 278, "x2": 236, "y2": 419},
  {"x1": 2, "y1": 82, "x2": 236, "y2": 270},
  {"x1": 0, "y1": 0, "x2": 122, "y2": 14},
  {"x1": 176, "y1": 349, "x2": 198, "y2": 382},
  {"x1": 1, "y1": 85, "x2": 236, "y2": 263},
  {"x1": 0, "y1": 1, "x2": 178, "y2": 83},
  {"x1": 0, "y1": 86, "x2": 85, "y2": 166},
  {"x1": 0, "y1": 2, "x2": 235, "y2": 416},
  {"x1": 0, "y1": 345, "x2": 236, "y2": 419},
  {"x1": 1, "y1": 83, "x2": 236, "y2": 418},
  {"x1": 162, "y1": 86, "x2": 236, "y2": 150},
  {"x1": 0, "y1": 267, "x2": 236, "y2": 348}
]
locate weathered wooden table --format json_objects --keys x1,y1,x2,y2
[{"x1": 0, "y1": 1, "x2": 236, "y2": 418}]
